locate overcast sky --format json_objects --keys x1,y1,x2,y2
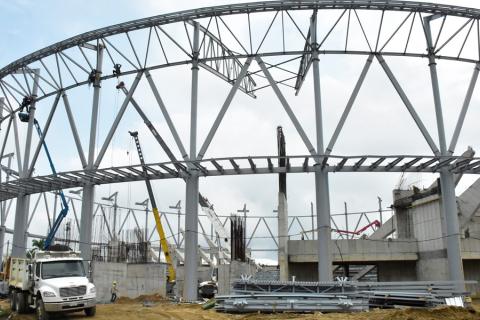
[{"x1": 1, "y1": 0, "x2": 480, "y2": 262}]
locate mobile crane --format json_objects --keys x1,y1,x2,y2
[
  {"x1": 129, "y1": 131, "x2": 176, "y2": 282},
  {"x1": 18, "y1": 98, "x2": 69, "y2": 250}
]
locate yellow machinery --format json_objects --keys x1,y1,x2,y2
[{"x1": 129, "y1": 131, "x2": 176, "y2": 282}]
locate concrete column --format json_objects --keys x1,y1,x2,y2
[
  {"x1": 278, "y1": 192, "x2": 289, "y2": 280},
  {"x1": 80, "y1": 44, "x2": 104, "y2": 262},
  {"x1": 392, "y1": 189, "x2": 414, "y2": 238},
  {"x1": 277, "y1": 126, "x2": 289, "y2": 280},
  {"x1": 12, "y1": 71, "x2": 39, "y2": 257},
  {"x1": 311, "y1": 14, "x2": 332, "y2": 281},
  {"x1": 183, "y1": 21, "x2": 200, "y2": 301},
  {"x1": 424, "y1": 16, "x2": 464, "y2": 289}
]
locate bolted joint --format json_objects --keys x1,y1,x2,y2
[
  {"x1": 186, "y1": 166, "x2": 199, "y2": 175},
  {"x1": 426, "y1": 47, "x2": 436, "y2": 57}
]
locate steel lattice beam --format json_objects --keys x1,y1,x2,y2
[{"x1": 1, "y1": 154, "x2": 479, "y2": 201}]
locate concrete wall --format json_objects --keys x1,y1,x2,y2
[
  {"x1": 289, "y1": 262, "x2": 317, "y2": 281},
  {"x1": 377, "y1": 261, "x2": 417, "y2": 281},
  {"x1": 174, "y1": 265, "x2": 213, "y2": 298},
  {"x1": 409, "y1": 195, "x2": 449, "y2": 281},
  {"x1": 92, "y1": 262, "x2": 167, "y2": 303},
  {"x1": 288, "y1": 239, "x2": 418, "y2": 263},
  {"x1": 464, "y1": 260, "x2": 480, "y2": 296},
  {"x1": 217, "y1": 261, "x2": 257, "y2": 295},
  {"x1": 288, "y1": 261, "x2": 417, "y2": 282}
]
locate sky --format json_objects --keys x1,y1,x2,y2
[{"x1": 1, "y1": 0, "x2": 480, "y2": 262}]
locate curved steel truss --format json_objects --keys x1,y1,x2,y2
[
  {"x1": 1, "y1": 0, "x2": 480, "y2": 299},
  {"x1": 2, "y1": 1, "x2": 480, "y2": 108}
]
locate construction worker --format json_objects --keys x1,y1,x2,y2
[{"x1": 111, "y1": 281, "x2": 118, "y2": 303}]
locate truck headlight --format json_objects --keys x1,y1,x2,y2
[
  {"x1": 42, "y1": 291, "x2": 56, "y2": 297},
  {"x1": 89, "y1": 287, "x2": 96, "y2": 293}
]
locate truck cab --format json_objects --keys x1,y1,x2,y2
[{"x1": 9, "y1": 250, "x2": 96, "y2": 320}]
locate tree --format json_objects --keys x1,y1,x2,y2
[{"x1": 26, "y1": 239, "x2": 45, "y2": 259}]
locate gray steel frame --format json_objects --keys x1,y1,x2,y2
[
  {"x1": 1, "y1": 154, "x2": 478, "y2": 201},
  {"x1": 1, "y1": 0, "x2": 479, "y2": 300}
]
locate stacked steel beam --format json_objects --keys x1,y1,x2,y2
[
  {"x1": 214, "y1": 279, "x2": 474, "y2": 313},
  {"x1": 215, "y1": 293, "x2": 369, "y2": 313}
]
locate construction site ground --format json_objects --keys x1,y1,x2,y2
[{"x1": 0, "y1": 296, "x2": 478, "y2": 320}]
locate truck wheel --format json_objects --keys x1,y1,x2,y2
[
  {"x1": 16, "y1": 292, "x2": 27, "y2": 314},
  {"x1": 9, "y1": 290, "x2": 17, "y2": 312},
  {"x1": 84, "y1": 306, "x2": 96, "y2": 317},
  {"x1": 36, "y1": 298, "x2": 50, "y2": 320}
]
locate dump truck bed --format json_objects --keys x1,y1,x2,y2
[{"x1": 8, "y1": 258, "x2": 29, "y2": 291}]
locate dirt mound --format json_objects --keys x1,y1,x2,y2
[
  {"x1": 0, "y1": 298, "x2": 477, "y2": 320},
  {"x1": 116, "y1": 293, "x2": 168, "y2": 304},
  {"x1": 357, "y1": 306, "x2": 477, "y2": 320},
  {"x1": 236, "y1": 306, "x2": 477, "y2": 320}
]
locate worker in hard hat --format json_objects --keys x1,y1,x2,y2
[{"x1": 111, "y1": 281, "x2": 118, "y2": 303}]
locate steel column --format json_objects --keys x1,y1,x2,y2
[
  {"x1": 80, "y1": 44, "x2": 104, "y2": 262},
  {"x1": 12, "y1": 116, "x2": 22, "y2": 174},
  {"x1": 424, "y1": 16, "x2": 464, "y2": 290},
  {"x1": 2, "y1": 124, "x2": 15, "y2": 261},
  {"x1": 21, "y1": 70, "x2": 40, "y2": 175},
  {"x1": 183, "y1": 21, "x2": 200, "y2": 301},
  {"x1": 0, "y1": 155, "x2": 11, "y2": 263},
  {"x1": 311, "y1": 13, "x2": 332, "y2": 281},
  {"x1": 12, "y1": 70, "x2": 39, "y2": 257}
]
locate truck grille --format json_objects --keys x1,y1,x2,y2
[{"x1": 59, "y1": 286, "x2": 87, "y2": 297}]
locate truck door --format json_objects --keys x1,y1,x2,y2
[{"x1": 34, "y1": 263, "x2": 41, "y2": 292}]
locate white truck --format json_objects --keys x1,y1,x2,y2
[{"x1": 8, "y1": 250, "x2": 96, "y2": 320}]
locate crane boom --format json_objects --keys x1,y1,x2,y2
[
  {"x1": 24, "y1": 116, "x2": 69, "y2": 249},
  {"x1": 36, "y1": 119, "x2": 69, "y2": 249},
  {"x1": 129, "y1": 131, "x2": 176, "y2": 282}
]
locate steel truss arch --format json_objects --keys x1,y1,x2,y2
[{"x1": 2, "y1": 1, "x2": 480, "y2": 110}]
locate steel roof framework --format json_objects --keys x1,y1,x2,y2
[{"x1": 0, "y1": 0, "x2": 479, "y2": 299}]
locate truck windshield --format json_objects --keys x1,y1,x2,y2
[{"x1": 41, "y1": 260, "x2": 85, "y2": 279}]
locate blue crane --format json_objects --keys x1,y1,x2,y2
[{"x1": 19, "y1": 99, "x2": 69, "y2": 250}]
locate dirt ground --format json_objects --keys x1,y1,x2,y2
[{"x1": 0, "y1": 296, "x2": 478, "y2": 320}]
